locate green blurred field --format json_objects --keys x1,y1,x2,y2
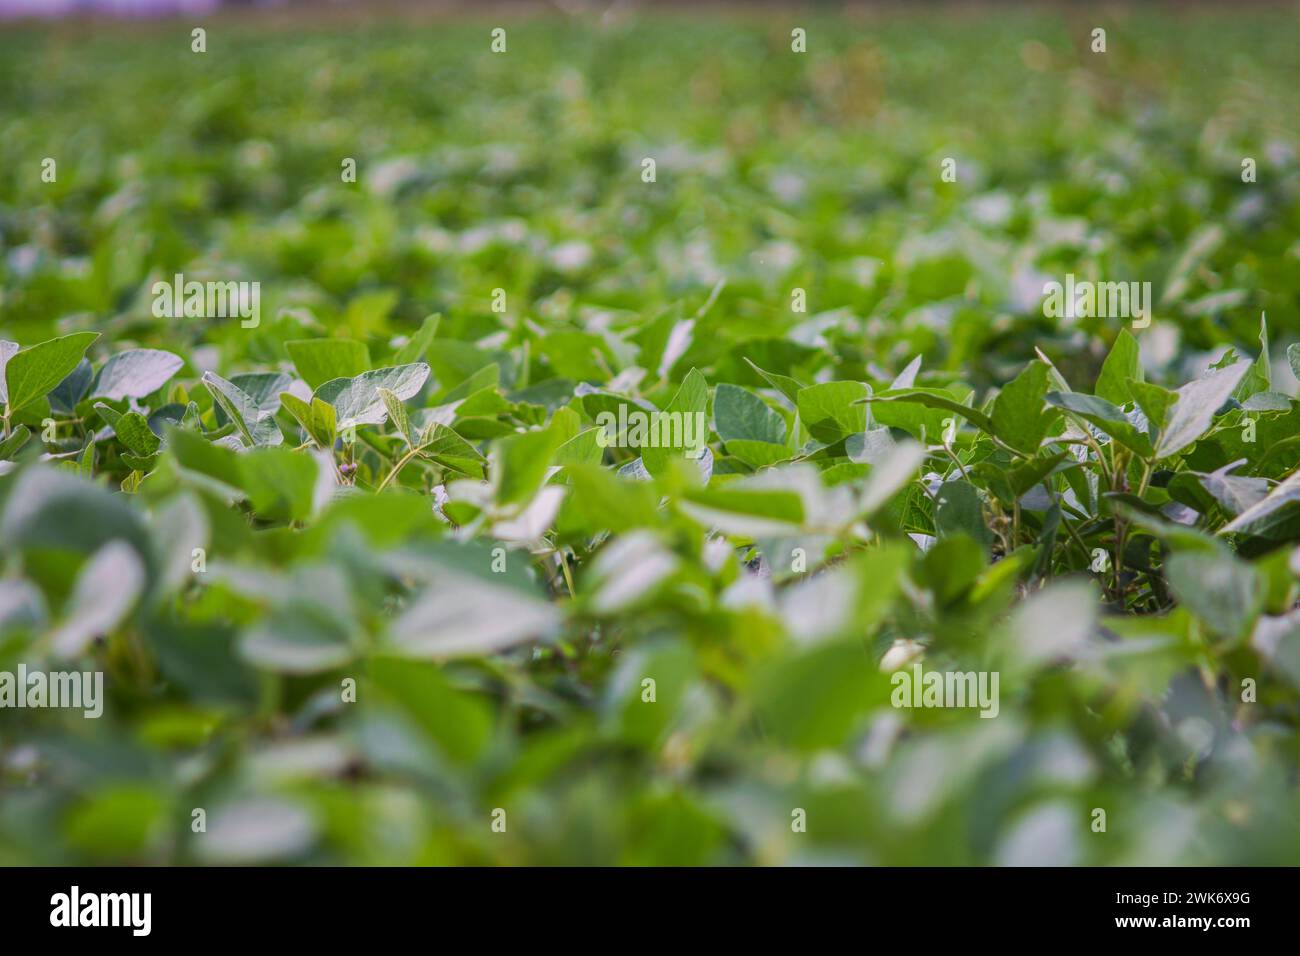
[
  {"x1": 1, "y1": 7, "x2": 1299, "y2": 866},
  {"x1": 3, "y1": 8, "x2": 1297, "y2": 357}
]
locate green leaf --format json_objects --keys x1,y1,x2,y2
[
  {"x1": 370, "y1": 656, "x2": 492, "y2": 764},
  {"x1": 935, "y1": 480, "x2": 992, "y2": 549},
  {"x1": 581, "y1": 392, "x2": 655, "y2": 447},
  {"x1": 1046, "y1": 391, "x2": 1154, "y2": 457},
  {"x1": 755, "y1": 639, "x2": 884, "y2": 750},
  {"x1": 310, "y1": 398, "x2": 338, "y2": 448},
  {"x1": 0, "y1": 465, "x2": 155, "y2": 577},
  {"x1": 0, "y1": 424, "x2": 31, "y2": 461},
  {"x1": 1166, "y1": 551, "x2": 1263, "y2": 639},
  {"x1": 165, "y1": 424, "x2": 245, "y2": 491},
  {"x1": 1095, "y1": 329, "x2": 1142, "y2": 405},
  {"x1": 417, "y1": 422, "x2": 485, "y2": 478},
  {"x1": 891, "y1": 355, "x2": 923, "y2": 389},
  {"x1": 553, "y1": 426, "x2": 603, "y2": 467},
  {"x1": 1001, "y1": 579, "x2": 1097, "y2": 671},
  {"x1": 91, "y1": 348, "x2": 183, "y2": 401},
  {"x1": 605, "y1": 638, "x2": 697, "y2": 748},
  {"x1": 394, "y1": 314, "x2": 440, "y2": 366},
  {"x1": 991, "y1": 360, "x2": 1057, "y2": 455},
  {"x1": 63, "y1": 786, "x2": 168, "y2": 859},
  {"x1": 454, "y1": 385, "x2": 511, "y2": 419},
  {"x1": 241, "y1": 604, "x2": 355, "y2": 673},
  {"x1": 314, "y1": 363, "x2": 430, "y2": 429},
  {"x1": 642, "y1": 367, "x2": 710, "y2": 477},
  {"x1": 491, "y1": 427, "x2": 562, "y2": 507},
  {"x1": 279, "y1": 392, "x2": 337, "y2": 449},
  {"x1": 865, "y1": 387, "x2": 995, "y2": 435},
  {"x1": 678, "y1": 486, "x2": 805, "y2": 538},
  {"x1": 48, "y1": 357, "x2": 93, "y2": 413},
  {"x1": 120, "y1": 452, "x2": 158, "y2": 473},
  {"x1": 94, "y1": 402, "x2": 161, "y2": 456},
  {"x1": 1221, "y1": 467, "x2": 1300, "y2": 539},
  {"x1": 378, "y1": 386, "x2": 415, "y2": 449},
  {"x1": 387, "y1": 566, "x2": 560, "y2": 658},
  {"x1": 917, "y1": 534, "x2": 987, "y2": 605},
  {"x1": 974, "y1": 451, "x2": 1071, "y2": 506},
  {"x1": 1233, "y1": 314, "x2": 1271, "y2": 403},
  {"x1": 2, "y1": 332, "x2": 99, "y2": 415},
  {"x1": 219, "y1": 373, "x2": 292, "y2": 422},
  {"x1": 1128, "y1": 379, "x2": 1175, "y2": 436},
  {"x1": 797, "y1": 380, "x2": 869, "y2": 443},
  {"x1": 858, "y1": 440, "x2": 928, "y2": 517},
  {"x1": 742, "y1": 357, "x2": 804, "y2": 404},
  {"x1": 151, "y1": 492, "x2": 209, "y2": 596},
  {"x1": 49, "y1": 540, "x2": 146, "y2": 658},
  {"x1": 537, "y1": 330, "x2": 611, "y2": 380},
  {"x1": 286, "y1": 338, "x2": 372, "y2": 391},
  {"x1": 1207, "y1": 463, "x2": 1269, "y2": 512},
  {"x1": 78, "y1": 437, "x2": 96, "y2": 477},
  {"x1": 868, "y1": 391, "x2": 951, "y2": 443},
  {"x1": 584, "y1": 531, "x2": 681, "y2": 613},
  {"x1": 559, "y1": 464, "x2": 659, "y2": 534},
  {"x1": 202, "y1": 371, "x2": 283, "y2": 447},
  {"x1": 238, "y1": 446, "x2": 320, "y2": 522},
  {"x1": 713, "y1": 383, "x2": 785, "y2": 445},
  {"x1": 726, "y1": 438, "x2": 792, "y2": 469},
  {"x1": 279, "y1": 392, "x2": 314, "y2": 433},
  {"x1": 1154, "y1": 359, "x2": 1251, "y2": 459},
  {"x1": 431, "y1": 350, "x2": 503, "y2": 403}
]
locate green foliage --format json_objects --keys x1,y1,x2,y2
[
  {"x1": 1, "y1": 332, "x2": 98, "y2": 418},
  {"x1": 1, "y1": 8, "x2": 1299, "y2": 867}
]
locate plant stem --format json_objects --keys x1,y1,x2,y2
[
  {"x1": 376, "y1": 446, "x2": 419, "y2": 492},
  {"x1": 558, "y1": 549, "x2": 576, "y2": 599}
]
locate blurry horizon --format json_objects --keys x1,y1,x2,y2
[
  {"x1": 0, "y1": 0, "x2": 221, "y2": 16},
  {"x1": 4, "y1": 0, "x2": 1294, "y2": 21},
  {"x1": 0, "y1": 0, "x2": 274, "y2": 18}
]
